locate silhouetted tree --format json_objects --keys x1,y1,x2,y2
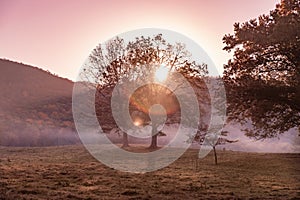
[
  {"x1": 188, "y1": 77, "x2": 233, "y2": 165},
  {"x1": 193, "y1": 128, "x2": 238, "y2": 165},
  {"x1": 82, "y1": 34, "x2": 208, "y2": 149},
  {"x1": 223, "y1": 0, "x2": 300, "y2": 139}
]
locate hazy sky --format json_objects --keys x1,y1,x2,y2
[{"x1": 1, "y1": 0, "x2": 279, "y2": 81}]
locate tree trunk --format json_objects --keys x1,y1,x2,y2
[
  {"x1": 149, "y1": 124, "x2": 158, "y2": 149},
  {"x1": 149, "y1": 134, "x2": 158, "y2": 149},
  {"x1": 122, "y1": 132, "x2": 129, "y2": 148},
  {"x1": 213, "y1": 146, "x2": 217, "y2": 165}
]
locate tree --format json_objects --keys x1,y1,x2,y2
[
  {"x1": 129, "y1": 82, "x2": 181, "y2": 149},
  {"x1": 81, "y1": 34, "x2": 208, "y2": 149},
  {"x1": 223, "y1": 0, "x2": 300, "y2": 139},
  {"x1": 188, "y1": 77, "x2": 234, "y2": 165},
  {"x1": 193, "y1": 129, "x2": 238, "y2": 165}
]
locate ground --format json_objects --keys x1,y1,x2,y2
[{"x1": 0, "y1": 145, "x2": 299, "y2": 199}]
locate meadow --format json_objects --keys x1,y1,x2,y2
[{"x1": 0, "y1": 145, "x2": 299, "y2": 199}]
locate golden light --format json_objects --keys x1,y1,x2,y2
[
  {"x1": 133, "y1": 119, "x2": 142, "y2": 126},
  {"x1": 134, "y1": 121, "x2": 140, "y2": 126},
  {"x1": 155, "y1": 65, "x2": 169, "y2": 82}
]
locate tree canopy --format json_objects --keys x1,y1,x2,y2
[
  {"x1": 81, "y1": 33, "x2": 209, "y2": 148},
  {"x1": 223, "y1": 0, "x2": 300, "y2": 139}
]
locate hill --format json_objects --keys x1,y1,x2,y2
[{"x1": 0, "y1": 59, "x2": 79, "y2": 146}]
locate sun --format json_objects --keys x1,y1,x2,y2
[
  {"x1": 155, "y1": 65, "x2": 169, "y2": 82},
  {"x1": 133, "y1": 118, "x2": 143, "y2": 126},
  {"x1": 133, "y1": 120, "x2": 141, "y2": 126}
]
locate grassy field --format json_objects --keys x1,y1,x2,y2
[{"x1": 0, "y1": 145, "x2": 299, "y2": 199}]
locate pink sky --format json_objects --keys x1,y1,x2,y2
[{"x1": 0, "y1": 0, "x2": 279, "y2": 81}]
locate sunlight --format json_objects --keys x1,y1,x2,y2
[
  {"x1": 133, "y1": 121, "x2": 140, "y2": 126},
  {"x1": 155, "y1": 65, "x2": 169, "y2": 82},
  {"x1": 133, "y1": 118, "x2": 142, "y2": 126}
]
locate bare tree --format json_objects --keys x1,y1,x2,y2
[{"x1": 193, "y1": 129, "x2": 238, "y2": 165}]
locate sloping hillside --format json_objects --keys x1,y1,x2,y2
[
  {"x1": 0, "y1": 59, "x2": 79, "y2": 146},
  {"x1": 0, "y1": 59, "x2": 73, "y2": 110}
]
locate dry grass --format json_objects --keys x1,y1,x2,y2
[{"x1": 0, "y1": 145, "x2": 299, "y2": 199}]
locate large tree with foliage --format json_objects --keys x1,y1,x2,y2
[
  {"x1": 223, "y1": 0, "x2": 300, "y2": 139},
  {"x1": 82, "y1": 34, "x2": 208, "y2": 149}
]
